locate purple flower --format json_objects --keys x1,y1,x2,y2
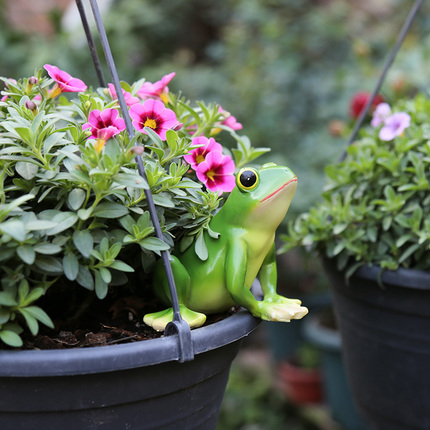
[
  {"x1": 371, "y1": 103, "x2": 391, "y2": 128},
  {"x1": 379, "y1": 112, "x2": 411, "y2": 141}
]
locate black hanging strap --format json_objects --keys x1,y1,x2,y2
[{"x1": 75, "y1": 0, "x2": 194, "y2": 363}]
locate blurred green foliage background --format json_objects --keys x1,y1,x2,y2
[{"x1": 1, "y1": 0, "x2": 430, "y2": 219}]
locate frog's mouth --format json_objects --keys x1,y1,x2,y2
[{"x1": 259, "y1": 177, "x2": 297, "y2": 204}]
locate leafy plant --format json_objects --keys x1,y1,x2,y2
[
  {"x1": 281, "y1": 93, "x2": 430, "y2": 275},
  {"x1": 0, "y1": 66, "x2": 268, "y2": 347}
]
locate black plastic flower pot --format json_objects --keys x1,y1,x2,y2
[
  {"x1": 303, "y1": 307, "x2": 365, "y2": 430},
  {"x1": 0, "y1": 308, "x2": 260, "y2": 430},
  {"x1": 323, "y1": 258, "x2": 430, "y2": 430}
]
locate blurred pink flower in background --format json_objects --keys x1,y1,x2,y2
[{"x1": 379, "y1": 112, "x2": 411, "y2": 141}]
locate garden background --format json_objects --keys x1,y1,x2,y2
[{"x1": 1, "y1": 0, "x2": 430, "y2": 428}]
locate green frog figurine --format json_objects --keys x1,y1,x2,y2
[{"x1": 144, "y1": 163, "x2": 308, "y2": 330}]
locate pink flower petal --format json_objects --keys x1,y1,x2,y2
[
  {"x1": 84, "y1": 108, "x2": 125, "y2": 140},
  {"x1": 195, "y1": 151, "x2": 236, "y2": 193},
  {"x1": 44, "y1": 64, "x2": 87, "y2": 93}
]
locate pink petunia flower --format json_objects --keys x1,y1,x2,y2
[
  {"x1": 218, "y1": 107, "x2": 243, "y2": 131},
  {"x1": 44, "y1": 64, "x2": 87, "y2": 98},
  {"x1": 83, "y1": 108, "x2": 126, "y2": 153},
  {"x1": 108, "y1": 84, "x2": 140, "y2": 106},
  {"x1": 371, "y1": 103, "x2": 391, "y2": 128},
  {"x1": 129, "y1": 99, "x2": 178, "y2": 141},
  {"x1": 379, "y1": 112, "x2": 411, "y2": 141},
  {"x1": 195, "y1": 150, "x2": 236, "y2": 193},
  {"x1": 137, "y1": 72, "x2": 175, "y2": 103},
  {"x1": 184, "y1": 136, "x2": 223, "y2": 169}
]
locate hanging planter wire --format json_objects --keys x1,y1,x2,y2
[
  {"x1": 339, "y1": 0, "x2": 424, "y2": 161},
  {"x1": 75, "y1": 0, "x2": 193, "y2": 362}
]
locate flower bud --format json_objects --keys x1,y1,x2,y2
[
  {"x1": 25, "y1": 100, "x2": 37, "y2": 111},
  {"x1": 26, "y1": 77, "x2": 39, "y2": 94},
  {"x1": 172, "y1": 122, "x2": 183, "y2": 131},
  {"x1": 129, "y1": 146, "x2": 145, "y2": 156}
]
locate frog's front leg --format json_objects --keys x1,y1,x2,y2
[
  {"x1": 258, "y1": 244, "x2": 308, "y2": 321},
  {"x1": 226, "y1": 241, "x2": 308, "y2": 322},
  {"x1": 143, "y1": 256, "x2": 207, "y2": 331}
]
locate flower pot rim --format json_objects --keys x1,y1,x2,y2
[
  {"x1": 324, "y1": 258, "x2": 430, "y2": 290},
  {"x1": 0, "y1": 308, "x2": 260, "y2": 377},
  {"x1": 356, "y1": 264, "x2": 430, "y2": 290}
]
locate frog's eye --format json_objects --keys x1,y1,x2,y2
[{"x1": 237, "y1": 168, "x2": 259, "y2": 191}]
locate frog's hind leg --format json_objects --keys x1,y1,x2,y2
[
  {"x1": 144, "y1": 304, "x2": 207, "y2": 331},
  {"x1": 143, "y1": 257, "x2": 207, "y2": 331}
]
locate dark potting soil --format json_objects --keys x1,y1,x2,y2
[{"x1": 5, "y1": 293, "x2": 239, "y2": 351}]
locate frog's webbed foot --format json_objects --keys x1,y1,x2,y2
[
  {"x1": 256, "y1": 295, "x2": 308, "y2": 322},
  {"x1": 144, "y1": 305, "x2": 207, "y2": 332}
]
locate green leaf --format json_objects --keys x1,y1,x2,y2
[
  {"x1": 0, "y1": 220, "x2": 27, "y2": 241},
  {"x1": 77, "y1": 207, "x2": 93, "y2": 220},
  {"x1": 144, "y1": 126, "x2": 164, "y2": 147},
  {"x1": 0, "y1": 330, "x2": 23, "y2": 347},
  {"x1": 152, "y1": 194, "x2": 175, "y2": 208},
  {"x1": 23, "y1": 287, "x2": 44, "y2": 306},
  {"x1": 94, "y1": 270, "x2": 108, "y2": 300},
  {"x1": 15, "y1": 161, "x2": 38, "y2": 180},
  {"x1": 114, "y1": 173, "x2": 148, "y2": 189},
  {"x1": 34, "y1": 256, "x2": 63, "y2": 275},
  {"x1": 76, "y1": 265, "x2": 94, "y2": 290},
  {"x1": 109, "y1": 260, "x2": 134, "y2": 272},
  {"x1": 0, "y1": 308, "x2": 10, "y2": 325},
  {"x1": 165, "y1": 129, "x2": 179, "y2": 151},
  {"x1": 195, "y1": 231, "x2": 208, "y2": 261},
  {"x1": 43, "y1": 131, "x2": 66, "y2": 153},
  {"x1": 34, "y1": 244, "x2": 62, "y2": 255},
  {"x1": 73, "y1": 230, "x2": 94, "y2": 258},
  {"x1": 17, "y1": 245, "x2": 36, "y2": 264},
  {"x1": 15, "y1": 127, "x2": 33, "y2": 144},
  {"x1": 139, "y1": 237, "x2": 170, "y2": 253},
  {"x1": 26, "y1": 220, "x2": 58, "y2": 231},
  {"x1": 63, "y1": 253, "x2": 79, "y2": 281},
  {"x1": 92, "y1": 202, "x2": 129, "y2": 218},
  {"x1": 46, "y1": 212, "x2": 78, "y2": 235},
  {"x1": 19, "y1": 308, "x2": 39, "y2": 335},
  {"x1": 22, "y1": 306, "x2": 54, "y2": 329},
  {"x1": 99, "y1": 267, "x2": 112, "y2": 284},
  {"x1": 67, "y1": 188, "x2": 86, "y2": 211},
  {"x1": 0, "y1": 291, "x2": 17, "y2": 306}
]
